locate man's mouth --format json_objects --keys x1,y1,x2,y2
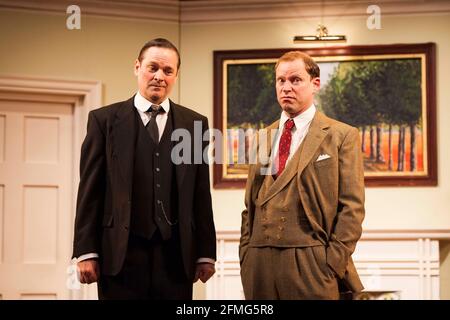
[{"x1": 149, "y1": 83, "x2": 165, "y2": 88}]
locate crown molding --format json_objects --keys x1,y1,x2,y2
[
  {"x1": 1, "y1": 0, "x2": 449, "y2": 23},
  {"x1": 180, "y1": 0, "x2": 450, "y2": 23},
  {"x1": 0, "y1": 0, "x2": 180, "y2": 23}
]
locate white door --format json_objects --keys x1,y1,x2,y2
[{"x1": 0, "y1": 97, "x2": 73, "y2": 299}]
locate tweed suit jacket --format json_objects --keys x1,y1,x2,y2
[{"x1": 240, "y1": 111, "x2": 365, "y2": 292}]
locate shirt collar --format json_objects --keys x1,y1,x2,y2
[
  {"x1": 279, "y1": 104, "x2": 316, "y2": 129},
  {"x1": 134, "y1": 91, "x2": 170, "y2": 113}
]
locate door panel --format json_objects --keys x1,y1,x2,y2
[{"x1": 0, "y1": 99, "x2": 73, "y2": 299}]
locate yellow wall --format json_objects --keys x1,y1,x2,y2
[
  {"x1": 180, "y1": 14, "x2": 450, "y2": 299},
  {"x1": 440, "y1": 241, "x2": 450, "y2": 299},
  {"x1": 4, "y1": 11, "x2": 448, "y2": 233},
  {"x1": 0, "y1": 10, "x2": 180, "y2": 104},
  {"x1": 180, "y1": 14, "x2": 450, "y2": 232},
  {"x1": 179, "y1": 14, "x2": 450, "y2": 298}
]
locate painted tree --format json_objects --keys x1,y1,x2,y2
[
  {"x1": 227, "y1": 63, "x2": 279, "y2": 128},
  {"x1": 381, "y1": 59, "x2": 422, "y2": 171},
  {"x1": 319, "y1": 58, "x2": 422, "y2": 172},
  {"x1": 318, "y1": 62, "x2": 378, "y2": 160}
]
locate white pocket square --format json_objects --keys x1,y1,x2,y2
[{"x1": 316, "y1": 154, "x2": 331, "y2": 162}]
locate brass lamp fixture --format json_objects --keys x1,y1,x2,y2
[{"x1": 293, "y1": 24, "x2": 347, "y2": 43}]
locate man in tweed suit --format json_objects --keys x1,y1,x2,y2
[{"x1": 239, "y1": 51, "x2": 365, "y2": 300}]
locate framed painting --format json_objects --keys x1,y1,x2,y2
[{"x1": 213, "y1": 43, "x2": 436, "y2": 188}]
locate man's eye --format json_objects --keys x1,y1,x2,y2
[
  {"x1": 164, "y1": 69, "x2": 173, "y2": 75},
  {"x1": 149, "y1": 66, "x2": 158, "y2": 72}
]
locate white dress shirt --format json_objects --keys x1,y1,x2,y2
[
  {"x1": 270, "y1": 104, "x2": 316, "y2": 169},
  {"x1": 134, "y1": 91, "x2": 170, "y2": 140}
]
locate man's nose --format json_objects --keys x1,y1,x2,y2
[
  {"x1": 282, "y1": 83, "x2": 292, "y2": 92},
  {"x1": 154, "y1": 69, "x2": 165, "y2": 81}
]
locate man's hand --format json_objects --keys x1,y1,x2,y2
[
  {"x1": 193, "y1": 263, "x2": 215, "y2": 283},
  {"x1": 77, "y1": 259, "x2": 100, "y2": 284}
]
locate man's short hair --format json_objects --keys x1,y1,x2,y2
[
  {"x1": 137, "y1": 38, "x2": 181, "y2": 70},
  {"x1": 275, "y1": 51, "x2": 320, "y2": 78}
]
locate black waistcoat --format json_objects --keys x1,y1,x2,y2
[{"x1": 129, "y1": 108, "x2": 178, "y2": 239}]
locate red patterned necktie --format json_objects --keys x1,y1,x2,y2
[{"x1": 276, "y1": 119, "x2": 295, "y2": 177}]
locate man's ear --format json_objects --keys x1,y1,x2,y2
[
  {"x1": 312, "y1": 77, "x2": 320, "y2": 93},
  {"x1": 134, "y1": 59, "x2": 140, "y2": 76}
]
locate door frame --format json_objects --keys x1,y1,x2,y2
[{"x1": 0, "y1": 74, "x2": 101, "y2": 299}]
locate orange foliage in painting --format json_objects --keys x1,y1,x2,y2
[{"x1": 361, "y1": 129, "x2": 423, "y2": 172}]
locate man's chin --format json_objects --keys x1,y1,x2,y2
[
  {"x1": 281, "y1": 105, "x2": 302, "y2": 116},
  {"x1": 150, "y1": 94, "x2": 162, "y2": 103},
  {"x1": 281, "y1": 104, "x2": 294, "y2": 112},
  {"x1": 147, "y1": 91, "x2": 167, "y2": 104}
]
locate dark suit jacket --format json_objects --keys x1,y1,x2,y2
[
  {"x1": 240, "y1": 111, "x2": 365, "y2": 292},
  {"x1": 72, "y1": 96, "x2": 216, "y2": 279}
]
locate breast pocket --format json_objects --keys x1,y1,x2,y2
[
  {"x1": 310, "y1": 156, "x2": 338, "y2": 198},
  {"x1": 314, "y1": 158, "x2": 333, "y2": 168}
]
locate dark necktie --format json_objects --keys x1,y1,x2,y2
[
  {"x1": 276, "y1": 119, "x2": 295, "y2": 177},
  {"x1": 146, "y1": 104, "x2": 164, "y2": 143}
]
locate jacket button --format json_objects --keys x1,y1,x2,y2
[
  {"x1": 277, "y1": 234, "x2": 281, "y2": 240},
  {"x1": 155, "y1": 152, "x2": 160, "y2": 157},
  {"x1": 280, "y1": 217, "x2": 286, "y2": 222},
  {"x1": 156, "y1": 168, "x2": 160, "y2": 172}
]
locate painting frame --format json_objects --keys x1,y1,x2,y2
[{"x1": 213, "y1": 43, "x2": 437, "y2": 188}]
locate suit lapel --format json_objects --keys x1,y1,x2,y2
[
  {"x1": 259, "y1": 111, "x2": 330, "y2": 206},
  {"x1": 112, "y1": 97, "x2": 137, "y2": 197},
  {"x1": 250, "y1": 121, "x2": 278, "y2": 203},
  {"x1": 296, "y1": 111, "x2": 330, "y2": 175},
  {"x1": 170, "y1": 101, "x2": 189, "y2": 190}
]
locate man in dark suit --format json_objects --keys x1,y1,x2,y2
[{"x1": 72, "y1": 38, "x2": 216, "y2": 299}]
